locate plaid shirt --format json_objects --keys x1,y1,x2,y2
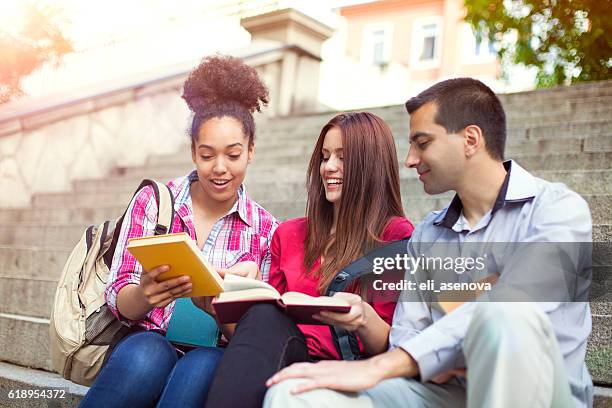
[{"x1": 105, "y1": 171, "x2": 278, "y2": 332}]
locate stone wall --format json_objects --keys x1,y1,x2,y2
[
  {"x1": 0, "y1": 8, "x2": 333, "y2": 209},
  {"x1": 0, "y1": 86, "x2": 190, "y2": 208}
]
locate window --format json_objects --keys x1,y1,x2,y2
[
  {"x1": 371, "y1": 29, "x2": 386, "y2": 65},
  {"x1": 474, "y1": 36, "x2": 496, "y2": 56},
  {"x1": 462, "y1": 23, "x2": 496, "y2": 63},
  {"x1": 362, "y1": 23, "x2": 393, "y2": 66},
  {"x1": 411, "y1": 17, "x2": 442, "y2": 69},
  {"x1": 420, "y1": 23, "x2": 438, "y2": 61}
]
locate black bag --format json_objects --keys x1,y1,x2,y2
[{"x1": 326, "y1": 239, "x2": 410, "y2": 360}]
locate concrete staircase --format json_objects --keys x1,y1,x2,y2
[{"x1": 0, "y1": 80, "x2": 611, "y2": 406}]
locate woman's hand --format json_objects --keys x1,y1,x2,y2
[
  {"x1": 192, "y1": 261, "x2": 260, "y2": 317},
  {"x1": 217, "y1": 260, "x2": 260, "y2": 280},
  {"x1": 139, "y1": 265, "x2": 192, "y2": 309},
  {"x1": 312, "y1": 292, "x2": 371, "y2": 332}
]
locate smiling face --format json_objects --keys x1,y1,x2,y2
[
  {"x1": 405, "y1": 102, "x2": 465, "y2": 195},
  {"x1": 191, "y1": 116, "x2": 253, "y2": 206},
  {"x1": 320, "y1": 126, "x2": 344, "y2": 206}
]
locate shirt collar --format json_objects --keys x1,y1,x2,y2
[
  {"x1": 232, "y1": 184, "x2": 253, "y2": 226},
  {"x1": 181, "y1": 170, "x2": 252, "y2": 227},
  {"x1": 434, "y1": 160, "x2": 537, "y2": 229}
]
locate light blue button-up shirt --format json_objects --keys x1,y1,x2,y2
[{"x1": 389, "y1": 160, "x2": 593, "y2": 407}]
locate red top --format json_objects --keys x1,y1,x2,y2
[{"x1": 268, "y1": 216, "x2": 414, "y2": 360}]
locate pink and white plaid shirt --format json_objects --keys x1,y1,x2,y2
[{"x1": 105, "y1": 171, "x2": 278, "y2": 332}]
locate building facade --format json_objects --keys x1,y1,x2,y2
[{"x1": 319, "y1": 0, "x2": 507, "y2": 110}]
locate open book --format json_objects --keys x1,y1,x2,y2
[
  {"x1": 212, "y1": 274, "x2": 351, "y2": 325},
  {"x1": 127, "y1": 232, "x2": 224, "y2": 297}
]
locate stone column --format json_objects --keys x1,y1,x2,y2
[{"x1": 241, "y1": 8, "x2": 333, "y2": 116}]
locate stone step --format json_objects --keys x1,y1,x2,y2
[
  {"x1": 0, "y1": 313, "x2": 52, "y2": 371},
  {"x1": 0, "y1": 246, "x2": 71, "y2": 280},
  {"x1": 534, "y1": 170, "x2": 612, "y2": 195},
  {"x1": 67, "y1": 153, "x2": 608, "y2": 199},
  {"x1": 0, "y1": 308, "x2": 609, "y2": 385},
  {"x1": 147, "y1": 117, "x2": 612, "y2": 168},
  {"x1": 513, "y1": 152, "x2": 612, "y2": 172},
  {"x1": 0, "y1": 194, "x2": 451, "y2": 246},
  {"x1": 593, "y1": 224, "x2": 612, "y2": 242},
  {"x1": 1, "y1": 223, "x2": 610, "y2": 294},
  {"x1": 0, "y1": 362, "x2": 87, "y2": 408},
  {"x1": 0, "y1": 205, "x2": 126, "y2": 224},
  {"x1": 2, "y1": 238, "x2": 608, "y2": 283},
  {"x1": 131, "y1": 137, "x2": 612, "y2": 176},
  {"x1": 0, "y1": 367, "x2": 606, "y2": 408},
  {"x1": 116, "y1": 120, "x2": 612, "y2": 177},
  {"x1": 0, "y1": 278, "x2": 56, "y2": 318},
  {"x1": 138, "y1": 138, "x2": 612, "y2": 171},
  {"x1": 0, "y1": 206, "x2": 610, "y2": 248},
  {"x1": 588, "y1": 314, "x2": 612, "y2": 386},
  {"x1": 26, "y1": 169, "x2": 612, "y2": 211},
  {"x1": 150, "y1": 123, "x2": 612, "y2": 169},
  {"x1": 156, "y1": 118, "x2": 612, "y2": 164},
  {"x1": 505, "y1": 100, "x2": 612, "y2": 119},
  {"x1": 262, "y1": 89, "x2": 612, "y2": 134},
  {"x1": 268, "y1": 101, "x2": 612, "y2": 132},
  {"x1": 3, "y1": 261, "x2": 609, "y2": 319},
  {"x1": 500, "y1": 81, "x2": 612, "y2": 103},
  {"x1": 502, "y1": 95, "x2": 612, "y2": 116},
  {"x1": 513, "y1": 120, "x2": 612, "y2": 140}
]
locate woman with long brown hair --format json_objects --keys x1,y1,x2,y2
[{"x1": 205, "y1": 111, "x2": 414, "y2": 408}]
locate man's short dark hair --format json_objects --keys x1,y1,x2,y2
[{"x1": 405, "y1": 78, "x2": 506, "y2": 160}]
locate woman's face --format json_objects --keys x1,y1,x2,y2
[
  {"x1": 320, "y1": 126, "x2": 344, "y2": 206},
  {"x1": 191, "y1": 116, "x2": 253, "y2": 206}
]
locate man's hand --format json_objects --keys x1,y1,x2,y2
[
  {"x1": 266, "y1": 348, "x2": 420, "y2": 395},
  {"x1": 266, "y1": 359, "x2": 383, "y2": 395},
  {"x1": 312, "y1": 292, "x2": 370, "y2": 332},
  {"x1": 430, "y1": 368, "x2": 467, "y2": 384}
]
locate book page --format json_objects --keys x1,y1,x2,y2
[
  {"x1": 215, "y1": 288, "x2": 280, "y2": 302},
  {"x1": 222, "y1": 274, "x2": 279, "y2": 295},
  {"x1": 280, "y1": 292, "x2": 351, "y2": 307}
]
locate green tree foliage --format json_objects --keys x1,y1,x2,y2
[
  {"x1": 464, "y1": 0, "x2": 611, "y2": 87},
  {"x1": 0, "y1": 3, "x2": 73, "y2": 104}
]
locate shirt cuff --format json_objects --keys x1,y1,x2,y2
[
  {"x1": 105, "y1": 278, "x2": 142, "y2": 327},
  {"x1": 399, "y1": 325, "x2": 461, "y2": 382}
]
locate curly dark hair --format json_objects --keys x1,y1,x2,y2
[{"x1": 182, "y1": 55, "x2": 269, "y2": 146}]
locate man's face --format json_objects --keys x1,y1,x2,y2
[{"x1": 404, "y1": 102, "x2": 465, "y2": 194}]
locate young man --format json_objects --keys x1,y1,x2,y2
[{"x1": 264, "y1": 78, "x2": 593, "y2": 408}]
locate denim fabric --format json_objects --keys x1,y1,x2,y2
[{"x1": 79, "y1": 330, "x2": 224, "y2": 408}]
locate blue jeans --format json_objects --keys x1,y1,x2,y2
[{"x1": 79, "y1": 330, "x2": 224, "y2": 408}]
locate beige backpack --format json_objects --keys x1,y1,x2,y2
[{"x1": 49, "y1": 179, "x2": 174, "y2": 386}]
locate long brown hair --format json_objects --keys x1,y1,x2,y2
[{"x1": 304, "y1": 112, "x2": 405, "y2": 293}]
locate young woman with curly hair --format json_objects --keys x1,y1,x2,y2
[
  {"x1": 205, "y1": 112, "x2": 415, "y2": 408},
  {"x1": 79, "y1": 55, "x2": 278, "y2": 408}
]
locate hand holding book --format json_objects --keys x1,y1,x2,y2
[
  {"x1": 139, "y1": 264, "x2": 193, "y2": 309},
  {"x1": 126, "y1": 233, "x2": 350, "y2": 325},
  {"x1": 311, "y1": 292, "x2": 368, "y2": 332},
  {"x1": 212, "y1": 274, "x2": 351, "y2": 325}
]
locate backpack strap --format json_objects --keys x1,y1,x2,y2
[
  {"x1": 141, "y1": 179, "x2": 174, "y2": 235},
  {"x1": 103, "y1": 179, "x2": 175, "y2": 268},
  {"x1": 326, "y1": 239, "x2": 410, "y2": 360}
]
